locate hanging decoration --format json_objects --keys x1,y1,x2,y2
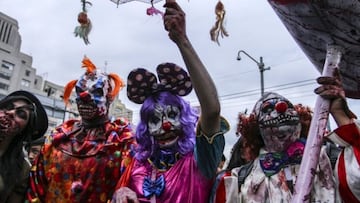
[
  {"x1": 74, "y1": 0, "x2": 92, "y2": 45},
  {"x1": 210, "y1": 1, "x2": 229, "y2": 45},
  {"x1": 109, "y1": 0, "x2": 163, "y2": 17}
]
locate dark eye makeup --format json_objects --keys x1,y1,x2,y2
[{"x1": 2, "y1": 103, "x2": 33, "y2": 120}]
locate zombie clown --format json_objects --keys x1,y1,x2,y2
[
  {"x1": 212, "y1": 92, "x2": 337, "y2": 203},
  {"x1": 27, "y1": 57, "x2": 136, "y2": 202},
  {"x1": 111, "y1": 62, "x2": 229, "y2": 203}
]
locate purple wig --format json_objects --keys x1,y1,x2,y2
[{"x1": 134, "y1": 91, "x2": 198, "y2": 162}]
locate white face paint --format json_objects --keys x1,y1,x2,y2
[
  {"x1": 148, "y1": 104, "x2": 181, "y2": 148},
  {"x1": 257, "y1": 97, "x2": 300, "y2": 152}
]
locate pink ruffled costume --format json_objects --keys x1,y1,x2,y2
[{"x1": 118, "y1": 119, "x2": 229, "y2": 203}]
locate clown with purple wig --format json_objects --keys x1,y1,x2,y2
[{"x1": 111, "y1": 1, "x2": 229, "y2": 202}]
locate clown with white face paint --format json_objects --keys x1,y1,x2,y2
[
  {"x1": 255, "y1": 93, "x2": 301, "y2": 153},
  {"x1": 27, "y1": 57, "x2": 136, "y2": 203},
  {"x1": 111, "y1": 2, "x2": 229, "y2": 202},
  {"x1": 112, "y1": 63, "x2": 228, "y2": 203},
  {"x1": 211, "y1": 92, "x2": 338, "y2": 203},
  {"x1": 148, "y1": 104, "x2": 181, "y2": 148}
]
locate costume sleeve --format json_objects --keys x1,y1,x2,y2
[
  {"x1": 326, "y1": 120, "x2": 360, "y2": 148},
  {"x1": 112, "y1": 118, "x2": 137, "y2": 189},
  {"x1": 209, "y1": 170, "x2": 237, "y2": 203},
  {"x1": 326, "y1": 120, "x2": 360, "y2": 202},
  {"x1": 195, "y1": 117, "x2": 229, "y2": 179}
]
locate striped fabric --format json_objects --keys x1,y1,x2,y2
[{"x1": 327, "y1": 121, "x2": 360, "y2": 203}]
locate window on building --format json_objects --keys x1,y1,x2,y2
[
  {"x1": 21, "y1": 79, "x2": 30, "y2": 87},
  {"x1": 34, "y1": 79, "x2": 38, "y2": 85},
  {"x1": 0, "y1": 21, "x2": 12, "y2": 44},
  {"x1": 0, "y1": 71, "x2": 11, "y2": 80},
  {"x1": 25, "y1": 70, "x2": 31, "y2": 77},
  {"x1": 0, "y1": 82, "x2": 9, "y2": 90},
  {"x1": 1, "y1": 61, "x2": 14, "y2": 70}
]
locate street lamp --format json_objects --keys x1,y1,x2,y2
[{"x1": 236, "y1": 50, "x2": 271, "y2": 97}]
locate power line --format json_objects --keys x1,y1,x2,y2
[
  {"x1": 189, "y1": 78, "x2": 317, "y2": 104},
  {"x1": 214, "y1": 57, "x2": 306, "y2": 82},
  {"x1": 220, "y1": 92, "x2": 316, "y2": 110}
]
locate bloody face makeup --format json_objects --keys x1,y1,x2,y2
[
  {"x1": 75, "y1": 70, "x2": 111, "y2": 120},
  {"x1": 254, "y1": 93, "x2": 301, "y2": 152},
  {"x1": 148, "y1": 104, "x2": 181, "y2": 148},
  {"x1": 0, "y1": 100, "x2": 33, "y2": 156}
]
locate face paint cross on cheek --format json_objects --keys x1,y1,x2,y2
[{"x1": 148, "y1": 104, "x2": 181, "y2": 136}]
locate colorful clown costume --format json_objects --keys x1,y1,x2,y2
[
  {"x1": 117, "y1": 118, "x2": 229, "y2": 203},
  {"x1": 27, "y1": 57, "x2": 136, "y2": 203},
  {"x1": 27, "y1": 118, "x2": 134, "y2": 202}
]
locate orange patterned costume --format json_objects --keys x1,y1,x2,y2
[
  {"x1": 27, "y1": 57, "x2": 136, "y2": 202},
  {"x1": 27, "y1": 118, "x2": 134, "y2": 202}
]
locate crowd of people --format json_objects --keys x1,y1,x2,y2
[{"x1": 0, "y1": 1, "x2": 359, "y2": 203}]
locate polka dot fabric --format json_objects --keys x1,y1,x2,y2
[{"x1": 127, "y1": 63, "x2": 193, "y2": 104}]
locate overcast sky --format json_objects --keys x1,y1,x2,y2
[{"x1": 1, "y1": 0, "x2": 358, "y2": 158}]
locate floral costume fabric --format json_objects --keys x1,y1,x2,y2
[
  {"x1": 326, "y1": 120, "x2": 360, "y2": 203},
  {"x1": 27, "y1": 118, "x2": 135, "y2": 203},
  {"x1": 118, "y1": 118, "x2": 229, "y2": 203}
]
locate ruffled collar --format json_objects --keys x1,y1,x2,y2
[{"x1": 148, "y1": 150, "x2": 181, "y2": 171}]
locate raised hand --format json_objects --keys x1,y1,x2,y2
[
  {"x1": 314, "y1": 68, "x2": 356, "y2": 125},
  {"x1": 163, "y1": 1, "x2": 187, "y2": 43}
]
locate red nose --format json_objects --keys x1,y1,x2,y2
[
  {"x1": 162, "y1": 121, "x2": 172, "y2": 132},
  {"x1": 79, "y1": 92, "x2": 91, "y2": 102},
  {"x1": 275, "y1": 101, "x2": 288, "y2": 113}
]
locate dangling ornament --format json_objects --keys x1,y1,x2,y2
[
  {"x1": 74, "y1": 0, "x2": 92, "y2": 45},
  {"x1": 210, "y1": 1, "x2": 229, "y2": 45},
  {"x1": 146, "y1": 0, "x2": 164, "y2": 17},
  {"x1": 109, "y1": 0, "x2": 163, "y2": 17}
]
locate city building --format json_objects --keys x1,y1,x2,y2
[{"x1": 0, "y1": 11, "x2": 133, "y2": 135}]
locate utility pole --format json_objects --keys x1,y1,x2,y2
[{"x1": 236, "y1": 50, "x2": 271, "y2": 97}]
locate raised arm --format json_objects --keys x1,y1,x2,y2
[{"x1": 163, "y1": 1, "x2": 220, "y2": 135}]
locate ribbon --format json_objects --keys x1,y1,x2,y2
[
  {"x1": 259, "y1": 139, "x2": 305, "y2": 177},
  {"x1": 142, "y1": 175, "x2": 165, "y2": 198}
]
